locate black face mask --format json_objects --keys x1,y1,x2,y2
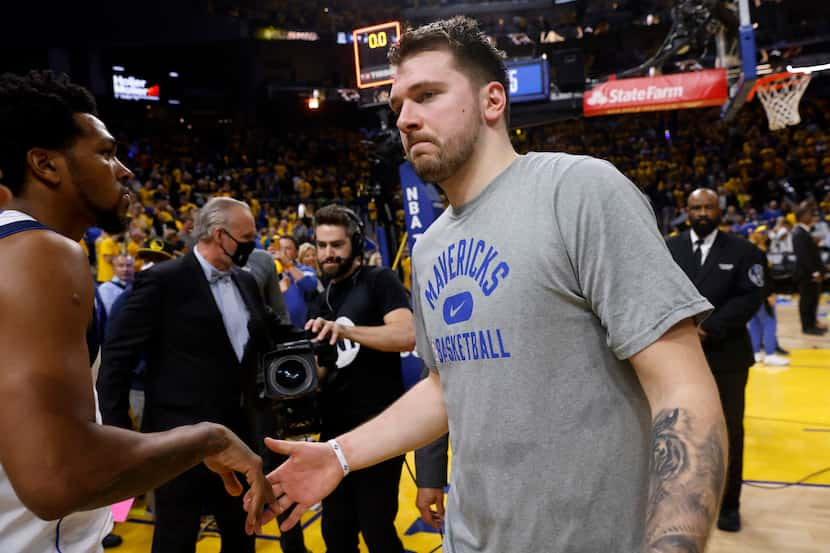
[{"x1": 221, "y1": 229, "x2": 256, "y2": 267}]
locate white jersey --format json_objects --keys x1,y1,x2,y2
[{"x1": 0, "y1": 210, "x2": 113, "y2": 552}]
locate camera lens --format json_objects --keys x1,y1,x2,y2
[{"x1": 274, "y1": 358, "x2": 308, "y2": 389}]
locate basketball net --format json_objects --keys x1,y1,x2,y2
[{"x1": 748, "y1": 72, "x2": 812, "y2": 131}]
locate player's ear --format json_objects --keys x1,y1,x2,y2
[
  {"x1": 481, "y1": 81, "x2": 507, "y2": 126},
  {"x1": 26, "y1": 148, "x2": 63, "y2": 189}
]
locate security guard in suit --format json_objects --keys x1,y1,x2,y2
[
  {"x1": 666, "y1": 188, "x2": 765, "y2": 533},
  {"x1": 792, "y1": 202, "x2": 826, "y2": 335}
]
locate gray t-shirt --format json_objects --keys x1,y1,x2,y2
[{"x1": 411, "y1": 152, "x2": 712, "y2": 553}]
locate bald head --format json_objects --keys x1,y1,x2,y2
[
  {"x1": 687, "y1": 188, "x2": 721, "y2": 238},
  {"x1": 688, "y1": 188, "x2": 719, "y2": 207}
]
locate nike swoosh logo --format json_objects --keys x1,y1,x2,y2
[
  {"x1": 449, "y1": 302, "x2": 466, "y2": 318},
  {"x1": 443, "y1": 291, "x2": 475, "y2": 325}
]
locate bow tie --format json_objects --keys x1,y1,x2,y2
[{"x1": 208, "y1": 269, "x2": 233, "y2": 285}]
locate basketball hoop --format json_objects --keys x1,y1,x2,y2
[{"x1": 747, "y1": 72, "x2": 812, "y2": 131}]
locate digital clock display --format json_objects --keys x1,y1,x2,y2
[{"x1": 352, "y1": 21, "x2": 401, "y2": 89}]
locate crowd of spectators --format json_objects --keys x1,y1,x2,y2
[
  {"x1": 521, "y1": 95, "x2": 830, "y2": 234},
  {"x1": 85, "y1": 94, "x2": 829, "y2": 294}
]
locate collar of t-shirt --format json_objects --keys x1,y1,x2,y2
[
  {"x1": 690, "y1": 228, "x2": 718, "y2": 265},
  {"x1": 797, "y1": 223, "x2": 812, "y2": 233},
  {"x1": 322, "y1": 266, "x2": 363, "y2": 314}
]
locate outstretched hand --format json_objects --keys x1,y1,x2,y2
[
  {"x1": 203, "y1": 428, "x2": 275, "y2": 535},
  {"x1": 244, "y1": 437, "x2": 346, "y2": 531}
]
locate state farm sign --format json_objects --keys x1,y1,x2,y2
[{"x1": 583, "y1": 69, "x2": 727, "y2": 117}]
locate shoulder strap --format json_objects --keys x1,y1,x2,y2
[{"x1": 0, "y1": 219, "x2": 50, "y2": 239}]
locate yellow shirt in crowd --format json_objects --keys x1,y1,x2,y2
[{"x1": 96, "y1": 236, "x2": 120, "y2": 282}]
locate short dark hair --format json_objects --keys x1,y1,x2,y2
[
  {"x1": 279, "y1": 234, "x2": 299, "y2": 249},
  {"x1": 0, "y1": 70, "x2": 98, "y2": 195},
  {"x1": 313, "y1": 204, "x2": 361, "y2": 237},
  {"x1": 388, "y1": 16, "x2": 510, "y2": 124}
]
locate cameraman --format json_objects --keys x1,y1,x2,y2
[{"x1": 305, "y1": 204, "x2": 415, "y2": 553}]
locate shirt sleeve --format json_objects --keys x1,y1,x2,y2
[
  {"x1": 101, "y1": 238, "x2": 120, "y2": 256},
  {"x1": 295, "y1": 266, "x2": 319, "y2": 292},
  {"x1": 552, "y1": 157, "x2": 712, "y2": 360},
  {"x1": 371, "y1": 267, "x2": 411, "y2": 317}
]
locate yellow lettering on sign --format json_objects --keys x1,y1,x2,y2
[{"x1": 368, "y1": 31, "x2": 388, "y2": 49}]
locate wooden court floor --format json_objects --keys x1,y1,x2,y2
[{"x1": 114, "y1": 294, "x2": 830, "y2": 553}]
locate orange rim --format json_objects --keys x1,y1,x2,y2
[{"x1": 747, "y1": 72, "x2": 811, "y2": 101}]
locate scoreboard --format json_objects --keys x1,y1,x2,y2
[
  {"x1": 352, "y1": 21, "x2": 401, "y2": 89},
  {"x1": 505, "y1": 58, "x2": 550, "y2": 103}
]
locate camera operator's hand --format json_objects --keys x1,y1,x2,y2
[
  {"x1": 306, "y1": 317, "x2": 348, "y2": 346},
  {"x1": 246, "y1": 438, "x2": 345, "y2": 531},
  {"x1": 416, "y1": 487, "x2": 445, "y2": 530},
  {"x1": 202, "y1": 424, "x2": 275, "y2": 535}
]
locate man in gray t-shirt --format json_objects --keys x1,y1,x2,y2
[
  {"x1": 410, "y1": 152, "x2": 711, "y2": 551},
  {"x1": 260, "y1": 17, "x2": 728, "y2": 553}
]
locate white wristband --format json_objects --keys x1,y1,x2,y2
[{"x1": 328, "y1": 439, "x2": 350, "y2": 476}]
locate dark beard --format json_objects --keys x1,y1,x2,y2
[
  {"x1": 94, "y1": 205, "x2": 128, "y2": 234},
  {"x1": 409, "y1": 111, "x2": 480, "y2": 184},
  {"x1": 67, "y1": 154, "x2": 129, "y2": 234},
  {"x1": 690, "y1": 219, "x2": 718, "y2": 238},
  {"x1": 322, "y1": 256, "x2": 356, "y2": 280}
]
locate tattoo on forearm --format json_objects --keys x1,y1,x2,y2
[{"x1": 644, "y1": 408, "x2": 726, "y2": 553}]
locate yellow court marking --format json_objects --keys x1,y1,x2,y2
[{"x1": 744, "y1": 349, "x2": 830, "y2": 487}]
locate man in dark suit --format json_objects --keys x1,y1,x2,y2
[
  {"x1": 791, "y1": 202, "x2": 826, "y2": 335},
  {"x1": 99, "y1": 197, "x2": 266, "y2": 553},
  {"x1": 666, "y1": 188, "x2": 765, "y2": 533}
]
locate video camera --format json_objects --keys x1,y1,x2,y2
[
  {"x1": 259, "y1": 311, "x2": 338, "y2": 399},
  {"x1": 258, "y1": 311, "x2": 338, "y2": 439}
]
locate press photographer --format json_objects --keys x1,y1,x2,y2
[{"x1": 302, "y1": 204, "x2": 415, "y2": 553}]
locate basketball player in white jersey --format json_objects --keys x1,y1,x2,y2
[{"x1": 0, "y1": 71, "x2": 272, "y2": 552}]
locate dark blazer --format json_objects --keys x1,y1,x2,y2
[
  {"x1": 666, "y1": 230, "x2": 765, "y2": 373},
  {"x1": 98, "y1": 251, "x2": 268, "y2": 441},
  {"x1": 791, "y1": 225, "x2": 823, "y2": 282}
]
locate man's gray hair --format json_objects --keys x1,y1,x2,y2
[{"x1": 194, "y1": 197, "x2": 252, "y2": 242}]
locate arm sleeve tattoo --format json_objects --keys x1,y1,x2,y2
[{"x1": 644, "y1": 408, "x2": 727, "y2": 553}]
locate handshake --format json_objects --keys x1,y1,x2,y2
[
  {"x1": 242, "y1": 437, "x2": 350, "y2": 531},
  {"x1": 205, "y1": 425, "x2": 350, "y2": 534}
]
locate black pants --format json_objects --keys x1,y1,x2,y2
[
  {"x1": 713, "y1": 369, "x2": 749, "y2": 513},
  {"x1": 151, "y1": 463, "x2": 255, "y2": 553},
  {"x1": 798, "y1": 279, "x2": 820, "y2": 331},
  {"x1": 256, "y1": 405, "x2": 308, "y2": 553},
  {"x1": 321, "y1": 455, "x2": 405, "y2": 553}
]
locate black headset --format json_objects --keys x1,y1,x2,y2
[
  {"x1": 313, "y1": 206, "x2": 366, "y2": 259},
  {"x1": 339, "y1": 207, "x2": 366, "y2": 258}
]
